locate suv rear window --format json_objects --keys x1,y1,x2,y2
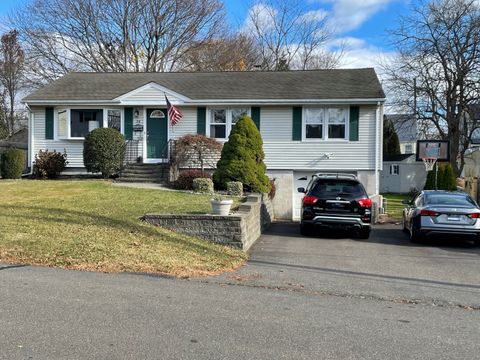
[{"x1": 309, "y1": 180, "x2": 366, "y2": 199}]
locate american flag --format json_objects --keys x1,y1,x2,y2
[{"x1": 165, "y1": 96, "x2": 183, "y2": 126}]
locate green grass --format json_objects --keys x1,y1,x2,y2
[
  {"x1": 0, "y1": 180, "x2": 247, "y2": 277},
  {"x1": 382, "y1": 193, "x2": 410, "y2": 220}
]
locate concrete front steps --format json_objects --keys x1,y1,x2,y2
[{"x1": 116, "y1": 163, "x2": 170, "y2": 184}]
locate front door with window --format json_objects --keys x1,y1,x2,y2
[{"x1": 146, "y1": 109, "x2": 168, "y2": 159}]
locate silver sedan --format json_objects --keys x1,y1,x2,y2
[{"x1": 402, "y1": 190, "x2": 480, "y2": 244}]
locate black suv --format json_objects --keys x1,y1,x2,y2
[{"x1": 298, "y1": 173, "x2": 372, "y2": 239}]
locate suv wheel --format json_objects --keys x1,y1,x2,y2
[
  {"x1": 300, "y1": 222, "x2": 312, "y2": 236},
  {"x1": 357, "y1": 227, "x2": 370, "y2": 239}
]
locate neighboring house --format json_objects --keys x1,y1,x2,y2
[
  {"x1": 23, "y1": 69, "x2": 386, "y2": 220},
  {"x1": 386, "y1": 114, "x2": 417, "y2": 155},
  {"x1": 380, "y1": 154, "x2": 426, "y2": 193}
]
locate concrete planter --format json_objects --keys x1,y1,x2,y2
[{"x1": 211, "y1": 199, "x2": 233, "y2": 216}]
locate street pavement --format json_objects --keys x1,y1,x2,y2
[{"x1": 1, "y1": 223, "x2": 480, "y2": 359}]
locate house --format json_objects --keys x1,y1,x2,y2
[
  {"x1": 23, "y1": 69, "x2": 386, "y2": 220},
  {"x1": 385, "y1": 114, "x2": 417, "y2": 155},
  {"x1": 380, "y1": 154, "x2": 426, "y2": 193}
]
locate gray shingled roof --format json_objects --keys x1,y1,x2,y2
[{"x1": 23, "y1": 68, "x2": 385, "y2": 102}]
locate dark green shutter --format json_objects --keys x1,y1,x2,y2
[
  {"x1": 45, "y1": 107, "x2": 54, "y2": 140},
  {"x1": 98, "y1": 110, "x2": 104, "y2": 128},
  {"x1": 349, "y1": 106, "x2": 359, "y2": 141},
  {"x1": 197, "y1": 107, "x2": 206, "y2": 135},
  {"x1": 124, "y1": 107, "x2": 133, "y2": 140},
  {"x1": 251, "y1": 107, "x2": 261, "y2": 129},
  {"x1": 292, "y1": 107, "x2": 302, "y2": 141}
]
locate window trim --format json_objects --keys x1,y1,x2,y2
[
  {"x1": 54, "y1": 107, "x2": 124, "y2": 140},
  {"x1": 206, "y1": 107, "x2": 251, "y2": 140},
  {"x1": 105, "y1": 108, "x2": 124, "y2": 134},
  {"x1": 302, "y1": 106, "x2": 350, "y2": 142},
  {"x1": 390, "y1": 164, "x2": 400, "y2": 175}
]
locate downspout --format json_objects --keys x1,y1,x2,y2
[
  {"x1": 24, "y1": 103, "x2": 34, "y2": 176},
  {"x1": 375, "y1": 102, "x2": 382, "y2": 195}
]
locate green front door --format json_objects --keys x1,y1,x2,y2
[{"x1": 147, "y1": 109, "x2": 168, "y2": 159}]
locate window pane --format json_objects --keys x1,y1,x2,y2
[
  {"x1": 71, "y1": 110, "x2": 102, "y2": 137},
  {"x1": 305, "y1": 108, "x2": 324, "y2": 124},
  {"x1": 58, "y1": 109, "x2": 67, "y2": 137},
  {"x1": 108, "y1": 110, "x2": 121, "y2": 132},
  {"x1": 210, "y1": 124, "x2": 226, "y2": 139},
  {"x1": 328, "y1": 124, "x2": 345, "y2": 139},
  {"x1": 328, "y1": 108, "x2": 347, "y2": 124},
  {"x1": 232, "y1": 108, "x2": 248, "y2": 124},
  {"x1": 212, "y1": 109, "x2": 226, "y2": 124},
  {"x1": 306, "y1": 124, "x2": 323, "y2": 138}
]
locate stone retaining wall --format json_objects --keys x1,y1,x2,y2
[{"x1": 143, "y1": 194, "x2": 273, "y2": 251}]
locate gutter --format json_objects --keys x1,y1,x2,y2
[
  {"x1": 23, "y1": 98, "x2": 387, "y2": 107},
  {"x1": 24, "y1": 102, "x2": 34, "y2": 176}
]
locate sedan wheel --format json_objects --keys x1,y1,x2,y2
[{"x1": 409, "y1": 222, "x2": 423, "y2": 243}]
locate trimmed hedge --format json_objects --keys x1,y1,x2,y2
[
  {"x1": 193, "y1": 178, "x2": 214, "y2": 194},
  {"x1": 83, "y1": 128, "x2": 126, "y2": 178},
  {"x1": 174, "y1": 170, "x2": 211, "y2": 190},
  {"x1": 227, "y1": 181, "x2": 243, "y2": 196},
  {"x1": 33, "y1": 149, "x2": 68, "y2": 179},
  {"x1": 0, "y1": 148, "x2": 24, "y2": 179}
]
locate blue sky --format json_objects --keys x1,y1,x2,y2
[{"x1": 0, "y1": 0, "x2": 412, "y2": 68}]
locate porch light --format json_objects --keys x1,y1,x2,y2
[{"x1": 134, "y1": 109, "x2": 140, "y2": 118}]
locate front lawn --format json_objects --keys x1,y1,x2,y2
[
  {"x1": 0, "y1": 180, "x2": 246, "y2": 277},
  {"x1": 382, "y1": 193, "x2": 409, "y2": 220}
]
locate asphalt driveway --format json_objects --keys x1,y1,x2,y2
[{"x1": 210, "y1": 222, "x2": 480, "y2": 308}]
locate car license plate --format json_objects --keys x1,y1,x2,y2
[{"x1": 447, "y1": 215, "x2": 460, "y2": 221}]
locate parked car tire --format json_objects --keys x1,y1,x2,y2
[
  {"x1": 300, "y1": 222, "x2": 312, "y2": 236},
  {"x1": 357, "y1": 227, "x2": 371, "y2": 239},
  {"x1": 409, "y1": 224, "x2": 423, "y2": 243}
]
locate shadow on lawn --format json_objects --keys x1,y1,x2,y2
[{"x1": 1, "y1": 204, "x2": 241, "y2": 259}]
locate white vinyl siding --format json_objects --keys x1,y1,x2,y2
[
  {"x1": 32, "y1": 107, "x2": 85, "y2": 167},
  {"x1": 263, "y1": 106, "x2": 376, "y2": 170},
  {"x1": 123, "y1": 87, "x2": 183, "y2": 103},
  {"x1": 260, "y1": 107, "x2": 292, "y2": 141},
  {"x1": 169, "y1": 107, "x2": 197, "y2": 139}
]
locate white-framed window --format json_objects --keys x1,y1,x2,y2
[
  {"x1": 405, "y1": 144, "x2": 413, "y2": 154},
  {"x1": 207, "y1": 107, "x2": 250, "y2": 140},
  {"x1": 303, "y1": 107, "x2": 349, "y2": 140},
  {"x1": 55, "y1": 108, "x2": 123, "y2": 140},
  {"x1": 106, "y1": 109, "x2": 123, "y2": 133},
  {"x1": 390, "y1": 164, "x2": 400, "y2": 175}
]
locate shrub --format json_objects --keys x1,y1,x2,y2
[
  {"x1": 193, "y1": 178, "x2": 214, "y2": 194},
  {"x1": 227, "y1": 181, "x2": 243, "y2": 196},
  {"x1": 0, "y1": 148, "x2": 24, "y2": 179},
  {"x1": 174, "y1": 170, "x2": 211, "y2": 190},
  {"x1": 33, "y1": 149, "x2": 68, "y2": 179},
  {"x1": 174, "y1": 134, "x2": 222, "y2": 171},
  {"x1": 83, "y1": 128, "x2": 126, "y2": 178},
  {"x1": 213, "y1": 116, "x2": 271, "y2": 193},
  {"x1": 268, "y1": 178, "x2": 276, "y2": 200},
  {"x1": 424, "y1": 162, "x2": 457, "y2": 190}
]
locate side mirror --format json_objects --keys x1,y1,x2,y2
[
  {"x1": 297, "y1": 187, "x2": 306, "y2": 193},
  {"x1": 401, "y1": 199, "x2": 410, "y2": 205}
]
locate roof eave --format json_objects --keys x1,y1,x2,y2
[{"x1": 24, "y1": 97, "x2": 386, "y2": 107}]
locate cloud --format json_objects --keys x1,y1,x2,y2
[
  {"x1": 242, "y1": 3, "x2": 277, "y2": 34},
  {"x1": 317, "y1": 0, "x2": 395, "y2": 33}
]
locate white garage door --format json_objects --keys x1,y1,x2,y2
[{"x1": 293, "y1": 171, "x2": 316, "y2": 220}]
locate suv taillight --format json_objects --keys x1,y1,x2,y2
[
  {"x1": 358, "y1": 198, "x2": 372, "y2": 208},
  {"x1": 303, "y1": 196, "x2": 319, "y2": 205}
]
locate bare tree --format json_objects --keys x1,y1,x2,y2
[
  {"x1": 384, "y1": 0, "x2": 480, "y2": 175},
  {"x1": 178, "y1": 33, "x2": 261, "y2": 72},
  {"x1": 0, "y1": 29, "x2": 24, "y2": 136},
  {"x1": 11, "y1": 0, "x2": 225, "y2": 85},
  {"x1": 245, "y1": 0, "x2": 338, "y2": 70}
]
